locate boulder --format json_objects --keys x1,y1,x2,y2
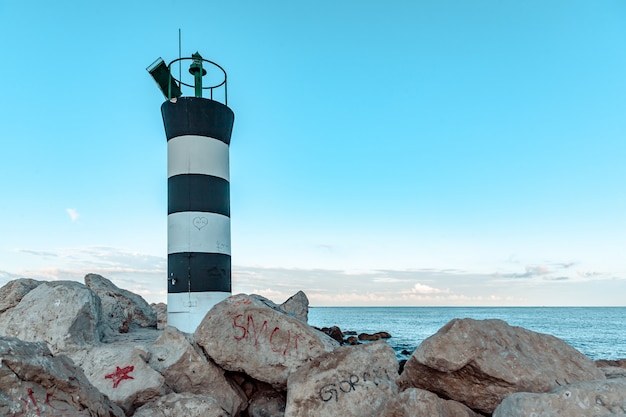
[
  {"x1": 248, "y1": 389, "x2": 287, "y2": 417},
  {"x1": 345, "y1": 336, "x2": 360, "y2": 345},
  {"x1": 397, "y1": 318, "x2": 605, "y2": 415},
  {"x1": 0, "y1": 336, "x2": 124, "y2": 417},
  {"x1": 85, "y1": 273, "x2": 157, "y2": 336},
  {"x1": 148, "y1": 326, "x2": 246, "y2": 416},
  {"x1": 132, "y1": 392, "x2": 230, "y2": 417},
  {"x1": 284, "y1": 340, "x2": 399, "y2": 417},
  {"x1": 322, "y1": 326, "x2": 345, "y2": 343},
  {"x1": 195, "y1": 293, "x2": 339, "y2": 388},
  {"x1": 71, "y1": 344, "x2": 168, "y2": 414},
  {"x1": 151, "y1": 302, "x2": 168, "y2": 330},
  {"x1": 279, "y1": 290, "x2": 309, "y2": 322},
  {"x1": 0, "y1": 280, "x2": 104, "y2": 354},
  {"x1": 493, "y1": 377, "x2": 626, "y2": 417},
  {"x1": 358, "y1": 331, "x2": 391, "y2": 341},
  {"x1": 383, "y1": 388, "x2": 483, "y2": 417},
  {"x1": 0, "y1": 278, "x2": 43, "y2": 314}
]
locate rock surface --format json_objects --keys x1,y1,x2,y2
[
  {"x1": 85, "y1": 273, "x2": 157, "y2": 336},
  {"x1": 0, "y1": 336, "x2": 124, "y2": 417},
  {"x1": 148, "y1": 326, "x2": 246, "y2": 416},
  {"x1": 597, "y1": 359, "x2": 626, "y2": 369},
  {"x1": 71, "y1": 344, "x2": 168, "y2": 414},
  {"x1": 345, "y1": 335, "x2": 360, "y2": 345},
  {"x1": 321, "y1": 326, "x2": 345, "y2": 343},
  {"x1": 383, "y1": 388, "x2": 483, "y2": 417},
  {"x1": 0, "y1": 280, "x2": 104, "y2": 354},
  {"x1": 279, "y1": 290, "x2": 309, "y2": 322},
  {"x1": 151, "y1": 302, "x2": 168, "y2": 330},
  {"x1": 600, "y1": 366, "x2": 626, "y2": 379},
  {"x1": 285, "y1": 340, "x2": 399, "y2": 417},
  {"x1": 493, "y1": 377, "x2": 626, "y2": 417},
  {"x1": 248, "y1": 389, "x2": 287, "y2": 417},
  {"x1": 358, "y1": 331, "x2": 392, "y2": 341},
  {"x1": 132, "y1": 392, "x2": 230, "y2": 417},
  {"x1": 397, "y1": 318, "x2": 605, "y2": 414},
  {"x1": 195, "y1": 293, "x2": 339, "y2": 388},
  {"x1": 0, "y1": 278, "x2": 43, "y2": 314}
]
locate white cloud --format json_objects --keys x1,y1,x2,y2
[
  {"x1": 576, "y1": 269, "x2": 604, "y2": 279},
  {"x1": 372, "y1": 277, "x2": 406, "y2": 283},
  {"x1": 525, "y1": 265, "x2": 551, "y2": 276},
  {"x1": 66, "y1": 208, "x2": 79, "y2": 222},
  {"x1": 409, "y1": 283, "x2": 449, "y2": 294},
  {"x1": 16, "y1": 249, "x2": 58, "y2": 257},
  {"x1": 497, "y1": 264, "x2": 553, "y2": 279}
]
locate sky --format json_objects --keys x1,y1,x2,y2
[{"x1": 1, "y1": 1, "x2": 625, "y2": 306}]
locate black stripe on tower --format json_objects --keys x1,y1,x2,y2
[
  {"x1": 162, "y1": 97, "x2": 234, "y2": 295},
  {"x1": 161, "y1": 97, "x2": 234, "y2": 144},
  {"x1": 167, "y1": 174, "x2": 230, "y2": 216}
]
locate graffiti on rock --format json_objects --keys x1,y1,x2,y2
[
  {"x1": 319, "y1": 374, "x2": 360, "y2": 402},
  {"x1": 11, "y1": 388, "x2": 89, "y2": 417},
  {"x1": 105, "y1": 365, "x2": 135, "y2": 388},
  {"x1": 233, "y1": 314, "x2": 301, "y2": 356},
  {"x1": 228, "y1": 296, "x2": 252, "y2": 308},
  {"x1": 318, "y1": 368, "x2": 392, "y2": 403}
]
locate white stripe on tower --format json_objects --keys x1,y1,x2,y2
[
  {"x1": 168, "y1": 135, "x2": 230, "y2": 180},
  {"x1": 168, "y1": 212, "x2": 231, "y2": 255}
]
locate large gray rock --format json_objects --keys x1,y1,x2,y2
[
  {"x1": 279, "y1": 290, "x2": 309, "y2": 322},
  {"x1": 195, "y1": 293, "x2": 339, "y2": 388},
  {"x1": 0, "y1": 278, "x2": 43, "y2": 314},
  {"x1": 132, "y1": 392, "x2": 230, "y2": 417},
  {"x1": 493, "y1": 378, "x2": 626, "y2": 417},
  {"x1": 0, "y1": 280, "x2": 104, "y2": 354},
  {"x1": 285, "y1": 340, "x2": 398, "y2": 417},
  {"x1": 0, "y1": 336, "x2": 124, "y2": 417},
  {"x1": 85, "y1": 273, "x2": 157, "y2": 336},
  {"x1": 71, "y1": 344, "x2": 168, "y2": 415},
  {"x1": 383, "y1": 388, "x2": 483, "y2": 417},
  {"x1": 148, "y1": 326, "x2": 246, "y2": 416},
  {"x1": 397, "y1": 318, "x2": 605, "y2": 415}
]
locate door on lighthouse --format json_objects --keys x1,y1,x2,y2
[{"x1": 168, "y1": 253, "x2": 230, "y2": 300}]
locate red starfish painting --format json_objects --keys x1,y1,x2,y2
[{"x1": 104, "y1": 365, "x2": 135, "y2": 388}]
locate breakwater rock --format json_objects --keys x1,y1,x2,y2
[{"x1": 0, "y1": 274, "x2": 624, "y2": 416}]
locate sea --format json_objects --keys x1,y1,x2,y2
[{"x1": 308, "y1": 307, "x2": 626, "y2": 361}]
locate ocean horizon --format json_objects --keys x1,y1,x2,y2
[{"x1": 308, "y1": 306, "x2": 626, "y2": 361}]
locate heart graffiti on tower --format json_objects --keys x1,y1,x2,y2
[{"x1": 193, "y1": 217, "x2": 208, "y2": 230}]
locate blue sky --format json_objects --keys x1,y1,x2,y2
[{"x1": 1, "y1": 1, "x2": 625, "y2": 306}]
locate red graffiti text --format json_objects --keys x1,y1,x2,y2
[
  {"x1": 11, "y1": 388, "x2": 89, "y2": 417},
  {"x1": 233, "y1": 314, "x2": 301, "y2": 356}
]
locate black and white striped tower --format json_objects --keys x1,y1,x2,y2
[{"x1": 148, "y1": 52, "x2": 234, "y2": 333}]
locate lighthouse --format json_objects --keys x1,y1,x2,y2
[{"x1": 148, "y1": 52, "x2": 234, "y2": 333}]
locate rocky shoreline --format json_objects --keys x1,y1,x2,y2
[{"x1": 0, "y1": 274, "x2": 624, "y2": 416}]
